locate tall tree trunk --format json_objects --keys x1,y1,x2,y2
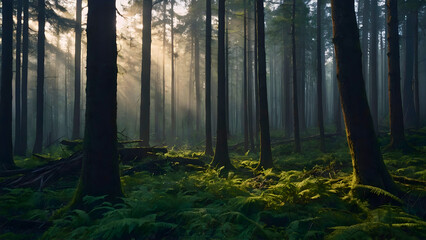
[
  {"x1": 413, "y1": 10, "x2": 419, "y2": 129},
  {"x1": 243, "y1": 0, "x2": 249, "y2": 151},
  {"x1": 292, "y1": 0, "x2": 301, "y2": 153},
  {"x1": 140, "y1": 0, "x2": 153, "y2": 147},
  {"x1": 211, "y1": 0, "x2": 233, "y2": 170},
  {"x1": 386, "y1": 0, "x2": 407, "y2": 149},
  {"x1": 248, "y1": 5, "x2": 255, "y2": 152},
  {"x1": 33, "y1": 0, "x2": 46, "y2": 154},
  {"x1": 316, "y1": 0, "x2": 325, "y2": 151},
  {"x1": 331, "y1": 0, "x2": 397, "y2": 194},
  {"x1": 72, "y1": 0, "x2": 82, "y2": 140},
  {"x1": 0, "y1": 0, "x2": 16, "y2": 169},
  {"x1": 255, "y1": 0, "x2": 273, "y2": 170},
  {"x1": 402, "y1": 10, "x2": 417, "y2": 129},
  {"x1": 162, "y1": 0, "x2": 167, "y2": 141},
  {"x1": 254, "y1": 1, "x2": 260, "y2": 143},
  {"x1": 14, "y1": 0, "x2": 23, "y2": 156},
  {"x1": 205, "y1": 0, "x2": 214, "y2": 155},
  {"x1": 72, "y1": 0, "x2": 123, "y2": 206},
  {"x1": 20, "y1": 0, "x2": 29, "y2": 155},
  {"x1": 284, "y1": 50, "x2": 292, "y2": 137},
  {"x1": 299, "y1": 26, "x2": 307, "y2": 132},
  {"x1": 171, "y1": 0, "x2": 176, "y2": 140},
  {"x1": 225, "y1": 16, "x2": 230, "y2": 136},
  {"x1": 370, "y1": 0, "x2": 378, "y2": 132},
  {"x1": 195, "y1": 32, "x2": 201, "y2": 134},
  {"x1": 361, "y1": 0, "x2": 370, "y2": 98}
]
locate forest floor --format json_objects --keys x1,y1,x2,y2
[{"x1": 1, "y1": 128, "x2": 426, "y2": 240}]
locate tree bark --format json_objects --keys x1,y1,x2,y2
[
  {"x1": 211, "y1": 0, "x2": 233, "y2": 170},
  {"x1": 33, "y1": 0, "x2": 46, "y2": 154},
  {"x1": 20, "y1": 0, "x2": 29, "y2": 156},
  {"x1": 14, "y1": 0, "x2": 23, "y2": 156},
  {"x1": 72, "y1": 0, "x2": 123, "y2": 206},
  {"x1": 369, "y1": 0, "x2": 378, "y2": 132},
  {"x1": 171, "y1": 0, "x2": 176, "y2": 140},
  {"x1": 255, "y1": 0, "x2": 273, "y2": 170},
  {"x1": 331, "y1": 0, "x2": 397, "y2": 194},
  {"x1": 317, "y1": 0, "x2": 325, "y2": 152},
  {"x1": 162, "y1": 0, "x2": 167, "y2": 141},
  {"x1": 292, "y1": 0, "x2": 301, "y2": 153},
  {"x1": 386, "y1": 0, "x2": 407, "y2": 149},
  {"x1": 0, "y1": 0, "x2": 16, "y2": 170},
  {"x1": 195, "y1": 31, "x2": 201, "y2": 134},
  {"x1": 243, "y1": 0, "x2": 249, "y2": 151},
  {"x1": 72, "y1": 0, "x2": 82, "y2": 140},
  {"x1": 413, "y1": 10, "x2": 419, "y2": 129},
  {"x1": 205, "y1": 0, "x2": 214, "y2": 156},
  {"x1": 140, "y1": 0, "x2": 153, "y2": 147},
  {"x1": 247, "y1": 4, "x2": 255, "y2": 152},
  {"x1": 402, "y1": 11, "x2": 417, "y2": 129}
]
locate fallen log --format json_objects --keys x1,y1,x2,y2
[
  {"x1": 0, "y1": 148, "x2": 198, "y2": 190},
  {"x1": 119, "y1": 147, "x2": 168, "y2": 163}
]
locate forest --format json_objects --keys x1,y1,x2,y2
[{"x1": 0, "y1": 0, "x2": 426, "y2": 239}]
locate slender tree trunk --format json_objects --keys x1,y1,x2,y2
[
  {"x1": 413, "y1": 10, "x2": 419, "y2": 129},
  {"x1": 225, "y1": 16, "x2": 230, "y2": 136},
  {"x1": 211, "y1": 0, "x2": 233, "y2": 170},
  {"x1": 20, "y1": 0, "x2": 29, "y2": 155},
  {"x1": 14, "y1": 0, "x2": 23, "y2": 156},
  {"x1": 0, "y1": 0, "x2": 16, "y2": 170},
  {"x1": 361, "y1": 0, "x2": 370, "y2": 98},
  {"x1": 331, "y1": 0, "x2": 397, "y2": 194},
  {"x1": 317, "y1": 0, "x2": 325, "y2": 152},
  {"x1": 205, "y1": 0, "x2": 214, "y2": 155},
  {"x1": 370, "y1": 0, "x2": 378, "y2": 132},
  {"x1": 72, "y1": 0, "x2": 123, "y2": 206},
  {"x1": 386, "y1": 0, "x2": 406, "y2": 149},
  {"x1": 162, "y1": 0, "x2": 167, "y2": 141},
  {"x1": 284, "y1": 50, "x2": 292, "y2": 137},
  {"x1": 254, "y1": 1, "x2": 260, "y2": 144},
  {"x1": 195, "y1": 32, "x2": 201, "y2": 134},
  {"x1": 248, "y1": 5, "x2": 255, "y2": 152},
  {"x1": 255, "y1": 0, "x2": 273, "y2": 170},
  {"x1": 72, "y1": 0, "x2": 82, "y2": 140},
  {"x1": 140, "y1": 0, "x2": 153, "y2": 147},
  {"x1": 402, "y1": 10, "x2": 417, "y2": 129},
  {"x1": 292, "y1": 0, "x2": 301, "y2": 153},
  {"x1": 171, "y1": 0, "x2": 176, "y2": 140},
  {"x1": 33, "y1": 0, "x2": 46, "y2": 154},
  {"x1": 243, "y1": 0, "x2": 249, "y2": 151}
]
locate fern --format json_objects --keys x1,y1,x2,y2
[{"x1": 353, "y1": 184, "x2": 403, "y2": 204}]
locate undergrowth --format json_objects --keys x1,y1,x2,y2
[{"x1": 1, "y1": 129, "x2": 426, "y2": 239}]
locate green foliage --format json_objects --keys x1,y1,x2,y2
[{"x1": 3, "y1": 129, "x2": 426, "y2": 239}]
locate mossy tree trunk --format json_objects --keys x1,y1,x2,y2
[
  {"x1": 72, "y1": 0, "x2": 123, "y2": 206},
  {"x1": 255, "y1": 0, "x2": 273, "y2": 170},
  {"x1": 331, "y1": 0, "x2": 397, "y2": 193}
]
